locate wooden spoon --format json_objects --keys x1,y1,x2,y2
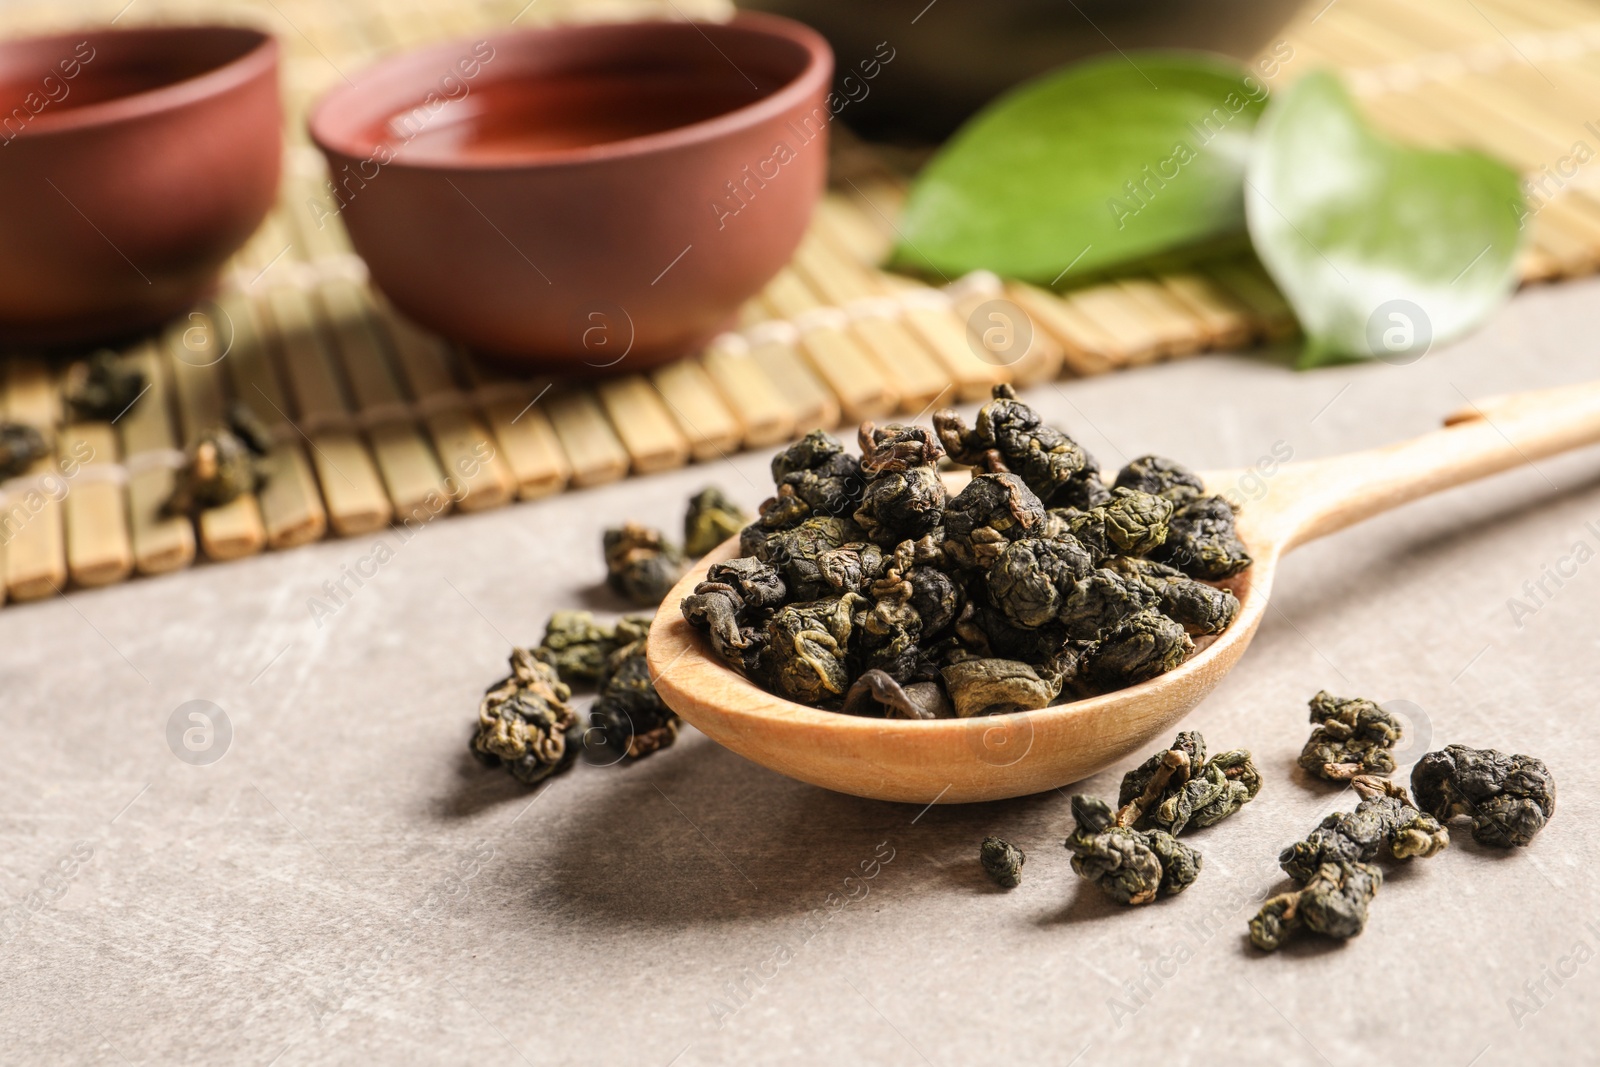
[{"x1": 648, "y1": 381, "x2": 1600, "y2": 804}]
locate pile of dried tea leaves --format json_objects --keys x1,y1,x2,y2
[
  {"x1": 1062, "y1": 730, "x2": 1260, "y2": 905},
  {"x1": 683, "y1": 385, "x2": 1248, "y2": 716},
  {"x1": 1247, "y1": 698, "x2": 1557, "y2": 952},
  {"x1": 979, "y1": 708, "x2": 1555, "y2": 956},
  {"x1": 471, "y1": 487, "x2": 748, "y2": 786},
  {"x1": 1249, "y1": 775, "x2": 1448, "y2": 951}
]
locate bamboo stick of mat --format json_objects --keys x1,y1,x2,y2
[
  {"x1": 218, "y1": 290, "x2": 328, "y2": 549},
  {"x1": 595, "y1": 373, "x2": 692, "y2": 473},
  {"x1": 318, "y1": 277, "x2": 449, "y2": 520},
  {"x1": 114, "y1": 342, "x2": 195, "y2": 575},
  {"x1": 790, "y1": 234, "x2": 963, "y2": 409},
  {"x1": 942, "y1": 275, "x2": 1067, "y2": 389},
  {"x1": 457, "y1": 355, "x2": 572, "y2": 500},
  {"x1": 163, "y1": 306, "x2": 269, "y2": 561},
  {"x1": 542, "y1": 386, "x2": 631, "y2": 487},
  {"x1": 378, "y1": 310, "x2": 515, "y2": 512},
  {"x1": 806, "y1": 232, "x2": 1011, "y2": 402},
  {"x1": 650, "y1": 357, "x2": 745, "y2": 462},
  {"x1": 812, "y1": 195, "x2": 894, "y2": 265},
  {"x1": 761, "y1": 267, "x2": 898, "y2": 420},
  {"x1": 727, "y1": 298, "x2": 839, "y2": 433},
  {"x1": 699, "y1": 332, "x2": 799, "y2": 448},
  {"x1": 261, "y1": 284, "x2": 392, "y2": 535},
  {"x1": 1475, "y1": 0, "x2": 1599, "y2": 34},
  {"x1": 1112, "y1": 277, "x2": 1211, "y2": 359},
  {"x1": 1204, "y1": 260, "x2": 1300, "y2": 341},
  {"x1": 3, "y1": 358, "x2": 67, "y2": 600},
  {"x1": 60, "y1": 416, "x2": 132, "y2": 588},
  {"x1": 1158, "y1": 272, "x2": 1256, "y2": 350}
]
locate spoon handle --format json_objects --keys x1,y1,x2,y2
[{"x1": 1250, "y1": 380, "x2": 1600, "y2": 552}]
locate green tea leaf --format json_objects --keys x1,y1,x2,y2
[
  {"x1": 1245, "y1": 71, "x2": 1525, "y2": 367},
  {"x1": 893, "y1": 53, "x2": 1269, "y2": 283}
]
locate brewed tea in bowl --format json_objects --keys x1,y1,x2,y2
[{"x1": 309, "y1": 14, "x2": 833, "y2": 372}]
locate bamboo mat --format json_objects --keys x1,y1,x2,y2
[{"x1": 1, "y1": 0, "x2": 1596, "y2": 606}]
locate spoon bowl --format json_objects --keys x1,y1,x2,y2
[{"x1": 649, "y1": 382, "x2": 1600, "y2": 804}]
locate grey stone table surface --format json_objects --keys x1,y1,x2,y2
[{"x1": 4, "y1": 280, "x2": 1598, "y2": 1067}]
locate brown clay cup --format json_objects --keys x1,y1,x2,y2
[
  {"x1": 308, "y1": 14, "x2": 833, "y2": 373},
  {"x1": 0, "y1": 26, "x2": 281, "y2": 347}
]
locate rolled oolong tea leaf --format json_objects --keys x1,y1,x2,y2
[
  {"x1": 471, "y1": 649, "x2": 582, "y2": 786},
  {"x1": 980, "y1": 836, "x2": 1026, "y2": 889},
  {"x1": 746, "y1": 484, "x2": 812, "y2": 542},
  {"x1": 817, "y1": 541, "x2": 888, "y2": 595},
  {"x1": 1279, "y1": 775, "x2": 1448, "y2": 883},
  {"x1": 935, "y1": 385, "x2": 1107, "y2": 510},
  {"x1": 534, "y1": 610, "x2": 637, "y2": 684},
  {"x1": 1059, "y1": 567, "x2": 1162, "y2": 642},
  {"x1": 1065, "y1": 794, "x2": 1202, "y2": 906},
  {"x1": 589, "y1": 637, "x2": 680, "y2": 760},
  {"x1": 1249, "y1": 860, "x2": 1383, "y2": 952},
  {"x1": 855, "y1": 547, "x2": 964, "y2": 683},
  {"x1": 0, "y1": 421, "x2": 49, "y2": 480},
  {"x1": 770, "y1": 429, "x2": 866, "y2": 519},
  {"x1": 225, "y1": 401, "x2": 275, "y2": 458},
  {"x1": 942, "y1": 472, "x2": 1048, "y2": 570},
  {"x1": 1119, "y1": 730, "x2": 1206, "y2": 812},
  {"x1": 604, "y1": 522, "x2": 689, "y2": 607},
  {"x1": 1111, "y1": 557, "x2": 1239, "y2": 635},
  {"x1": 986, "y1": 535, "x2": 1095, "y2": 630},
  {"x1": 853, "y1": 423, "x2": 948, "y2": 546},
  {"x1": 941, "y1": 657, "x2": 1063, "y2": 718},
  {"x1": 841, "y1": 668, "x2": 954, "y2": 719},
  {"x1": 755, "y1": 515, "x2": 859, "y2": 601},
  {"x1": 683, "y1": 486, "x2": 749, "y2": 557},
  {"x1": 957, "y1": 601, "x2": 1077, "y2": 665},
  {"x1": 681, "y1": 557, "x2": 787, "y2": 670},
  {"x1": 754, "y1": 593, "x2": 866, "y2": 705},
  {"x1": 1411, "y1": 744, "x2": 1556, "y2": 848},
  {"x1": 1113, "y1": 455, "x2": 1205, "y2": 504},
  {"x1": 1118, "y1": 730, "x2": 1262, "y2": 834},
  {"x1": 872, "y1": 541, "x2": 961, "y2": 637},
  {"x1": 1251, "y1": 777, "x2": 1443, "y2": 952},
  {"x1": 1082, "y1": 610, "x2": 1194, "y2": 690},
  {"x1": 65, "y1": 350, "x2": 146, "y2": 422},
  {"x1": 1299, "y1": 690, "x2": 1401, "y2": 781},
  {"x1": 1150, "y1": 494, "x2": 1252, "y2": 580},
  {"x1": 164, "y1": 423, "x2": 267, "y2": 516},
  {"x1": 1085, "y1": 488, "x2": 1174, "y2": 557}
]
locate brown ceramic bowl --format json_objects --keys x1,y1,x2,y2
[
  {"x1": 0, "y1": 26, "x2": 280, "y2": 347},
  {"x1": 308, "y1": 14, "x2": 832, "y2": 373}
]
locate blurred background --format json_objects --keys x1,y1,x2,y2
[{"x1": 0, "y1": 0, "x2": 1591, "y2": 603}]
